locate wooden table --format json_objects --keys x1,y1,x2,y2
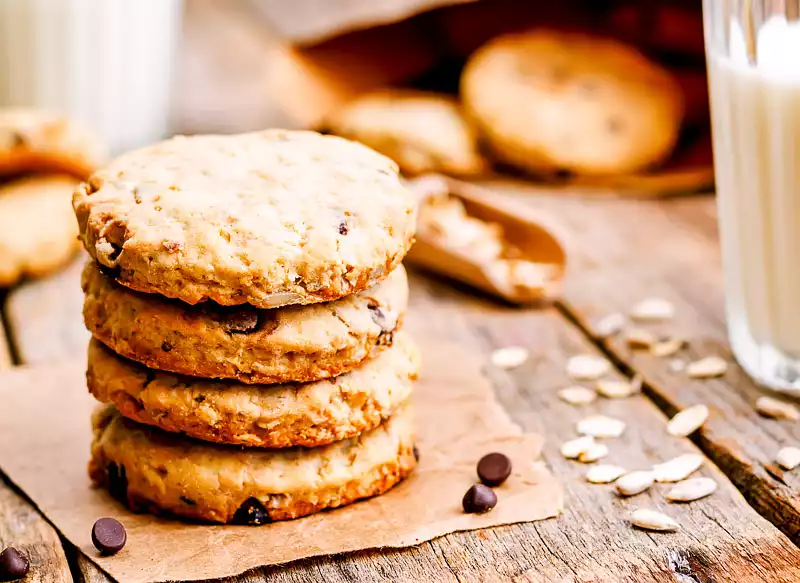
[{"x1": 3, "y1": 187, "x2": 800, "y2": 582}]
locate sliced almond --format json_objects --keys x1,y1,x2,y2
[
  {"x1": 491, "y1": 346, "x2": 529, "y2": 369},
  {"x1": 666, "y1": 477, "x2": 717, "y2": 502},
  {"x1": 631, "y1": 508, "x2": 680, "y2": 532},
  {"x1": 596, "y1": 378, "x2": 641, "y2": 399},
  {"x1": 560, "y1": 435, "x2": 595, "y2": 459},
  {"x1": 630, "y1": 298, "x2": 675, "y2": 321},
  {"x1": 669, "y1": 359, "x2": 687, "y2": 373},
  {"x1": 667, "y1": 404, "x2": 709, "y2": 437},
  {"x1": 558, "y1": 386, "x2": 597, "y2": 406},
  {"x1": 578, "y1": 442, "x2": 609, "y2": 463},
  {"x1": 653, "y1": 454, "x2": 704, "y2": 483},
  {"x1": 776, "y1": 446, "x2": 800, "y2": 470},
  {"x1": 577, "y1": 415, "x2": 626, "y2": 438},
  {"x1": 626, "y1": 328, "x2": 657, "y2": 349},
  {"x1": 567, "y1": 355, "x2": 612, "y2": 381},
  {"x1": 687, "y1": 356, "x2": 728, "y2": 379},
  {"x1": 651, "y1": 338, "x2": 686, "y2": 358},
  {"x1": 586, "y1": 464, "x2": 627, "y2": 484},
  {"x1": 595, "y1": 312, "x2": 626, "y2": 338},
  {"x1": 616, "y1": 471, "x2": 655, "y2": 496},
  {"x1": 755, "y1": 396, "x2": 800, "y2": 421}
]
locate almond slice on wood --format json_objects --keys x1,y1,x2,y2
[
  {"x1": 491, "y1": 346, "x2": 529, "y2": 369},
  {"x1": 577, "y1": 415, "x2": 626, "y2": 438},
  {"x1": 561, "y1": 435, "x2": 595, "y2": 459},
  {"x1": 616, "y1": 471, "x2": 655, "y2": 496},
  {"x1": 653, "y1": 454, "x2": 704, "y2": 483},
  {"x1": 586, "y1": 464, "x2": 627, "y2": 484},
  {"x1": 651, "y1": 338, "x2": 686, "y2": 358},
  {"x1": 578, "y1": 442, "x2": 609, "y2": 463},
  {"x1": 631, "y1": 509, "x2": 680, "y2": 532},
  {"x1": 666, "y1": 478, "x2": 717, "y2": 502},
  {"x1": 667, "y1": 405, "x2": 709, "y2": 437},
  {"x1": 776, "y1": 446, "x2": 800, "y2": 470},
  {"x1": 596, "y1": 378, "x2": 641, "y2": 399},
  {"x1": 595, "y1": 312, "x2": 626, "y2": 337},
  {"x1": 630, "y1": 298, "x2": 675, "y2": 321},
  {"x1": 626, "y1": 328, "x2": 657, "y2": 349},
  {"x1": 558, "y1": 386, "x2": 597, "y2": 406},
  {"x1": 687, "y1": 356, "x2": 728, "y2": 379},
  {"x1": 755, "y1": 396, "x2": 800, "y2": 420},
  {"x1": 567, "y1": 355, "x2": 612, "y2": 381}
]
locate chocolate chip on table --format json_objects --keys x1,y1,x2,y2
[
  {"x1": 232, "y1": 498, "x2": 270, "y2": 525},
  {"x1": 477, "y1": 452, "x2": 512, "y2": 487},
  {"x1": 91, "y1": 517, "x2": 127, "y2": 555},
  {"x1": 462, "y1": 483, "x2": 497, "y2": 514},
  {"x1": 0, "y1": 547, "x2": 29, "y2": 581}
]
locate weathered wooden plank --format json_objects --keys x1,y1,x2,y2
[
  {"x1": 0, "y1": 312, "x2": 73, "y2": 583},
  {"x1": 481, "y1": 180, "x2": 800, "y2": 545},
  {"x1": 7, "y1": 262, "x2": 800, "y2": 581}
]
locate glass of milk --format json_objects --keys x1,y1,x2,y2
[
  {"x1": 0, "y1": 0, "x2": 183, "y2": 155},
  {"x1": 705, "y1": 0, "x2": 800, "y2": 391}
]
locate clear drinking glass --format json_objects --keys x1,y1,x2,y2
[{"x1": 704, "y1": 0, "x2": 800, "y2": 391}]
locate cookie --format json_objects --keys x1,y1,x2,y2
[
  {"x1": 86, "y1": 332, "x2": 419, "y2": 447},
  {"x1": 82, "y1": 261, "x2": 408, "y2": 384},
  {"x1": 0, "y1": 108, "x2": 105, "y2": 179},
  {"x1": 89, "y1": 403, "x2": 417, "y2": 523},
  {"x1": 327, "y1": 90, "x2": 487, "y2": 176},
  {"x1": 73, "y1": 130, "x2": 417, "y2": 309},
  {"x1": 0, "y1": 176, "x2": 81, "y2": 286},
  {"x1": 461, "y1": 30, "x2": 684, "y2": 176}
]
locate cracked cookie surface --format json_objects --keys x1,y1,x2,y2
[
  {"x1": 72, "y1": 130, "x2": 417, "y2": 308},
  {"x1": 89, "y1": 403, "x2": 417, "y2": 523},
  {"x1": 83, "y1": 261, "x2": 408, "y2": 384},
  {"x1": 87, "y1": 332, "x2": 419, "y2": 448}
]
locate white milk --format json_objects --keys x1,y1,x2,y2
[
  {"x1": 708, "y1": 17, "x2": 800, "y2": 385},
  {"x1": 0, "y1": 0, "x2": 183, "y2": 154}
]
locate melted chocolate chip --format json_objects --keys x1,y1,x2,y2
[
  {"x1": 180, "y1": 496, "x2": 197, "y2": 506},
  {"x1": 107, "y1": 243, "x2": 123, "y2": 262},
  {"x1": 194, "y1": 395, "x2": 206, "y2": 403},
  {"x1": 107, "y1": 463, "x2": 128, "y2": 501},
  {"x1": 91, "y1": 518, "x2": 127, "y2": 555},
  {"x1": 368, "y1": 302, "x2": 391, "y2": 331},
  {"x1": 0, "y1": 548, "x2": 29, "y2": 581},
  {"x1": 142, "y1": 371, "x2": 156, "y2": 388},
  {"x1": 161, "y1": 341, "x2": 173, "y2": 352},
  {"x1": 219, "y1": 308, "x2": 259, "y2": 333},
  {"x1": 233, "y1": 498, "x2": 271, "y2": 525},
  {"x1": 339, "y1": 221, "x2": 349, "y2": 235}
]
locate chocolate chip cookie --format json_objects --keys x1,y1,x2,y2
[
  {"x1": 87, "y1": 332, "x2": 419, "y2": 448},
  {"x1": 82, "y1": 261, "x2": 408, "y2": 384},
  {"x1": 0, "y1": 176, "x2": 81, "y2": 286},
  {"x1": 89, "y1": 403, "x2": 417, "y2": 523},
  {"x1": 461, "y1": 30, "x2": 683, "y2": 176},
  {"x1": 327, "y1": 90, "x2": 487, "y2": 176},
  {"x1": 73, "y1": 130, "x2": 417, "y2": 309},
  {"x1": 0, "y1": 108, "x2": 105, "y2": 179}
]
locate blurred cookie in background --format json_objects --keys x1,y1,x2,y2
[
  {"x1": 461, "y1": 30, "x2": 684, "y2": 177},
  {"x1": 0, "y1": 109, "x2": 105, "y2": 179},
  {"x1": 327, "y1": 90, "x2": 487, "y2": 176},
  {"x1": 0, "y1": 175, "x2": 81, "y2": 286}
]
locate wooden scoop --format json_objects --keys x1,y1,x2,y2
[{"x1": 404, "y1": 175, "x2": 567, "y2": 304}]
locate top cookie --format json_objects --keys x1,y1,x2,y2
[
  {"x1": 73, "y1": 130, "x2": 417, "y2": 308},
  {"x1": 0, "y1": 108, "x2": 105, "y2": 179},
  {"x1": 461, "y1": 30, "x2": 683, "y2": 176},
  {"x1": 327, "y1": 90, "x2": 487, "y2": 176}
]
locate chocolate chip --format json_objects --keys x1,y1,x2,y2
[
  {"x1": 180, "y1": 496, "x2": 197, "y2": 506},
  {"x1": 232, "y1": 498, "x2": 270, "y2": 525},
  {"x1": 413, "y1": 445, "x2": 420, "y2": 462},
  {"x1": 219, "y1": 308, "x2": 259, "y2": 333},
  {"x1": 91, "y1": 518, "x2": 127, "y2": 555},
  {"x1": 107, "y1": 243, "x2": 123, "y2": 262},
  {"x1": 338, "y1": 221, "x2": 349, "y2": 235},
  {"x1": 160, "y1": 341, "x2": 173, "y2": 352},
  {"x1": 142, "y1": 371, "x2": 156, "y2": 388},
  {"x1": 107, "y1": 463, "x2": 128, "y2": 501},
  {"x1": 462, "y1": 483, "x2": 497, "y2": 514},
  {"x1": 194, "y1": 395, "x2": 206, "y2": 403},
  {"x1": 367, "y1": 302, "x2": 391, "y2": 331},
  {"x1": 477, "y1": 452, "x2": 512, "y2": 487},
  {"x1": 0, "y1": 548, "x2": 29, "y2": 580}
]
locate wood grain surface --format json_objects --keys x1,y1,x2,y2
[{"x1": 4, "y1": 245, "x2": 800, "y2": 581}]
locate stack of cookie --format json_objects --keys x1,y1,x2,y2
[{"x1": 72, "y1": 130, "x2": 420, "y2": 524}]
